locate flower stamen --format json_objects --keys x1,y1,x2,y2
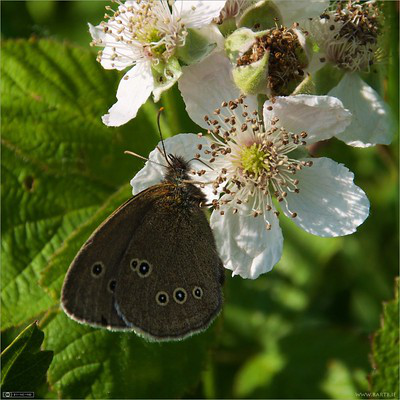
[
  {"x1": 311, "y1": 0, "x2": 382, "y2": 72},
  {"x1": 236, "y1": 25, "x2": 308, "y2": 95},
  {"x1": 92, "y1": 0, "x2": 188, "y2": 68},
  {"x1": 199, "y1": 97, "x2": 313, "y2": 219}
]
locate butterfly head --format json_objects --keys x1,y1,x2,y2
[
  {"x1": 163, "y1": 154, "x2": 206, "y2": 206},
  {"x1": 164, "y1": 154, "x2": 191, "y2": 183}
]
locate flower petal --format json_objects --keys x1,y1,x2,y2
[
  {"x1": 174, "y1": 0, "x2": 227, "y2": 28},
  {"x1": 329, "y1": 73, "x2": 394, "y2": 147},
  {"x1": 211, "y1": 205, "x2": 283, "y2": 279},
  {"x1": 179, "y1": 52, "x2": 258, "y2": 129},
  {"x1": 276, "y1": 0, "x2": 329, "y2": 25},
  {"x1": 263, "y1": 95, "x2": 352, "y2": 144},
  {"x1": 88, "y1": 23, "x2": 139, "y2": 71},
  {"x1": 88, "y1": 22, "x2": 106, "y2": 43},
  {"x1": 102, "y1": 62, "x2": 154, "y2": 127},
  {"x1": 281, "y1": 157, "x2": 370, "y2": 237},
  {"x1": 130, "y1": 133, "x2": 213, "y2": 195},
  {"x1": 179, "y1": 53, "x2": 239, "y2": 129}
]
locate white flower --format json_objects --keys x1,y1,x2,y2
[
  {"x1": 132, "y1": 54, "x2": 370, "y2": 279},
  {"x1": 217, "y1": 0, "x2": 330, "y2": 97},
  {"x1": 89, "y1": 0, "x2": 226, "y2": 127},
  {"x1": 307, "y1": 0, "x2": 393, "y2": 147},
  {"x1": 216, "y1": 0, "x2": 329, "y2": 29},
  {"x1": 274, "y1": 0, "x2": 329, "y2": 26}
]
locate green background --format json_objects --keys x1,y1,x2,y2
[{"x1": 1, "y1": 1, "x2": 398, "y2": 399}]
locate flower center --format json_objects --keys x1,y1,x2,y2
[
  {"x1": 318, "y1": 1, "x2": 381, "y2": 71},
  {"x1": 196, "y1": 96, "x2": 313, "y2": 220},
  {"x1": 236, "y1": 26, "x2": 307, "y2": 95},
  {"x1": 142, "y1": 28, "x2": 167, "y2": 57},
  {"x1": 241, "y1": 143, "x2": 270, "y2": 176},
  {"x1": 93, "y1": 0, "x2": 187, "y2": 66}
]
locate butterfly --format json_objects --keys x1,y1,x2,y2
[{"x1": 61, "y1": 138, "x2": 225, "y2": 341}]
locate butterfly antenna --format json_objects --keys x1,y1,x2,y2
[
  {"x1": 124, "y1": 150, "x2": 166, "y2": 169},
  {"x1": 157, "y1": 107, "x2": 173, "y2": 168},
  {"x1": 187, "y1": 157, "x2": 214, "y2": 171}
]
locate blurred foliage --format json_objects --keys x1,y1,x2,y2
[
  {"x1": 370, "y1": 278, "x2": 399, "y2": 395},
  {"x1": 1, "y1": 1, "x2": 399, "y2": 399}
]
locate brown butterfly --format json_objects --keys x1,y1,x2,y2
[{"x1": 61, "y1": 117, "x2": 225, "y2": 341}]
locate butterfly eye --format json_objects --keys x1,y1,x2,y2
[
  {"x1": 173, "y1": 288, "x2": 187, "y2": 304},
  {"x1": 192, "y1": 286, "x2": 203, "y2": 299},
  {"x1": 156, "y1": 291, "x2": 169, "y2": 306},
  {"x1": 137, "y1": 261, "x2": 152, "y2": 278},
  {"x1": 130, "y1": 258, "x2": 139, "y2": 271},
  {"x1": 91, "y1": 262, "x2": 104, "y2": 277},
  {"x1": 108, "y1": 280, "x2": 117, "y2": 293}
]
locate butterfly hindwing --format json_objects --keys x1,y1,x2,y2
[{"x1": 114, "y1": 184, "x2": 224, "y2": 340}]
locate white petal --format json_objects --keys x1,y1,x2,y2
[
  {"x1": 281, "y1": 157, "x2": 370, "y2": 237},
  {"x1": 195, "y1": 24, "x2": 225, "y2": 52},
  {"x1": 89, "y1": 22, "x2": 139, "y2": 71},
  {"x1": 179, "y1": 52, "x2": 258, "y2": 129},
  {"x1": 130, "y1": 133, "x2": 213, "y2": 195},
  {"x1": 211, "y1": 205, "x2": 283, "y2": 279},
  {"x1": 88, "y1": 23, "x2": 106, "y2": 43},
  {"x1": 174, "y1": 0, "x2": 227, "y2": 28},
  {"x1": 263, "y1": 95, "x2": 352, "y2": 144},
  {"x1": 328, "y1": 73, "x2": 394, "y2": 147},
  {"x1": 277, "y1": 0, "x2": 329, "y2": 25},
  {"x1": 102, "y1": 63, "x2": 154, "y2": 127}
]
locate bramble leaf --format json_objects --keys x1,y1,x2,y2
[{"x1": 1, "y1": 321, "x2": 53, "y2": 392}]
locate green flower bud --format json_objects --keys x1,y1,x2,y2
[
  {"x1": 226, "y1": 26, "x2": 312, "y2": 96},
  {"x1": 225, "y1": 27, "x2": 257, "y2": 63},
  {"x1": 176, "y1": 28, "x2": 217, "y2": 66},
  {"x1": 217, "y1": 17, "x2": 238, "y2": 37},
  {"x1": 238, "y1": 0, "x2": 282, "y2": 32},
  {"x1": 233, "y1": 52, "x2": 269, "y2": 95},
  {"x1": 152, "y1": 57, "x2": 182, "y2": 102}
]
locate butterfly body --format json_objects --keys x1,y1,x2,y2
[{"x1": 61, "y1": 155, "x2": 224, "y2": 341}]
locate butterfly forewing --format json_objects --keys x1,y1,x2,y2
[{"x1": 61, "y1": 187, "x2": 161, "y2": 330}]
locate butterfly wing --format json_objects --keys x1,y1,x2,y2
[
  {"x1": 113, "y1": 185, "x2": 225, "y2": 340},
  {"x1": 61, "y1": 186, "x2": 162, "y2": 330}
]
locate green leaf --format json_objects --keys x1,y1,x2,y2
[
  {"x1": 1, "y1": 38, "x2": 217, "y2": 398},
  {"x1": 42, "y1": 311, "x2": 219, "y2": 398},
  {"x1": 40, "y1": 184, "x2": 132, "y2": 299},
  {"x1": 1, "y1": 38, "x2": 160, "y2": 329},
  {"x1": 369, "y1": 277, "x2": 399, "y2": 397},
  {"x1": 232, "y1": 326, "x2": 370, "y2": 398},
  {"x1": 1, "y1": 321, "x2": 53, "y2": 392}
]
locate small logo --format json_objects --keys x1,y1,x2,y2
[{"x1": 2, "y1": 392, "x2": 34, "y2": 399}]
